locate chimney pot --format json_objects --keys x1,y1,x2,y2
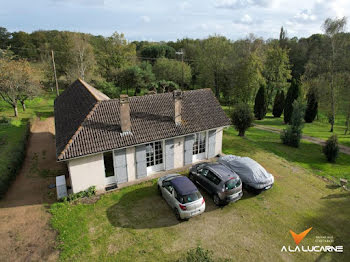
[
  {"x1": 173, "y1": 90, "x2": 183, "y2": 125},
  {"x1": 120, "y1": 95, "x2": 131, "y2": 133}
]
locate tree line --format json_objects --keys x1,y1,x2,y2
[{"x1": 0, "y1": 17, "x2": 350, "y2": 136}]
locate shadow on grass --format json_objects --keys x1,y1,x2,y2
[
  {"x1": 106, "y1": 183, "x2": 252, "y2": 229},
  {"x1": 35, "y1": 111, "x2": 54, "y2": 119}
]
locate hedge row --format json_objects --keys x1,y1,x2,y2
[{"x1": 0, "y1": 121, "x2": 30, "y2": 198}]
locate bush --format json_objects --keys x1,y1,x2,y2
[
  {"x1": 61, "y1": 186, "x2": 96, "y2": 202},
  {"x1": 231, "y1": 103, "x2": 254, "y2": 137},
  {"x1": 323, "y1": 135, "x2": 339, "y2": 163},
  {"x1": 272, "y1": 90, "x2": 285, "y2": 118},
  {"x1": 284, "y1": 78, "x2": 301, "y2": 124},
  {"x1": 0, "y1": 116, "x2": 10, "y2": 124},
  {"x1": 94, "y1": 81, "x2": 119, "y2": 98},
  {"x1": 177, "y1": 246, "x2": 215, "y2": 262},
  {"x1": 304, "y1": 89, "x2": 318, "y2": 123},
  {"x1": 254, "y1": 84, "x2": 267, "y2": 120},
  {"x1": 281, "y1": 100, "x2": 305, "y2": 148},
  {"x1": 0, "y1": 122, "x2": 30, "y2": 198}
]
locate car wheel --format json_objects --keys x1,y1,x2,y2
[
  {"x1": 213, "y1": 194, "x2": 221, "y2": 206},
  {"x1": 174, "y1": 208, "x2": 182, "y2": 221}
]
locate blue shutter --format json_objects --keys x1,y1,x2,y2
[
  {"x1": 208, "y1": 130, "x2": 216, "y2": 158},
  {"x1": 184, "y1": 135, "x2": 195, "y2": 165},
  {"x1": 114, "y1": 149, "x2": 128, "y2": 184},
  {"x1": 165, "y1": 139, "x2": 174, "y2": 170},
  {"x1": 135, "y1": 145, "x2": 147, "y2": 178}
]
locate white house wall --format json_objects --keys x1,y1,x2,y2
[
  {"x1": 66, "y1": 127, "x2": 225, "y2": 192},
  {"x1": 68, "y1": 153, "x2": 105, "y2": 193},
  {"x1": 215, "y1": 127, "x2": 223, "y2": 156}
]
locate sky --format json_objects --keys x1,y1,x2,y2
[{"x1": 1, "y1": 0, "x2": 350, "y2": 41}]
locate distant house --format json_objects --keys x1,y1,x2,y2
[{"x1": 54, "y1": 79, "x2": 231, "y2": 193}]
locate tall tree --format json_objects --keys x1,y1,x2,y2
[
  {"x1": 284, "y1": 78, "x2": 301, "y2": 124},
  {"x1": 263, "y1": 43, "x2": 291, "y2": 107},
  {"x1": 272, "y1": 90, "x2": 285, "y2": 118},
  {"x1": 153, "y1": 58, "x2": 192, "y2": 87},
  {"x1": 322, "y1": 17, "x2": 347, "y2": 132},
  {"x1": 304, "y1": 89, "x2": 318, "y2": 123},
  {"x1": 196, "y1": 36, "x2": 232, "y2": 98},
  {"x1": 254, "y1": 84, "x2": 267, "y2": 120}
]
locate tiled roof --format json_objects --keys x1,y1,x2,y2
[{"x1": 55, "y1": 80, "x2": 231, "y2": 161}]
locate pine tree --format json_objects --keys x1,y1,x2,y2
[
  {"x1": 284, "y1": 78, "x2": 301, "y2": 124},
  {"x1": 272, "y1": 90, "x2": 285, "y2": 118},
  {"x1": 254, "y1": 84, "x2": 267, "y2": 120},
  {"x1": 304, "y1": 89, "x2": 318, "y2": 123}
]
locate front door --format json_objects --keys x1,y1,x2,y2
[
  {"x1": 104, "y1": 152, "x2": 116, "y2": 185},
  {"x1": 192, "y1": 132, "x2": 206, "y2": 162},
  {"x1": 146, "y1": 141, "x2": 164, "y2": 174}
]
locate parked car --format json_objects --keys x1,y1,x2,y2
[
  {"x1": 218, "y1": 155, "x2": 274, "y2": 193},
  {"x1": 157, "y1": 174, "x2": 205, "y2": 220},
  {"x1": 189, "y1": 163, "x2": 243, "y2": 206}
]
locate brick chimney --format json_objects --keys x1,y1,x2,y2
[
  {"x1": 173, "y1": 90, "x2": 183, "y2": 125},
  {"x1": 120, "y1": 95, "x2": 131, "y2": 132}
]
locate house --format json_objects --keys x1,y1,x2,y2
[{"x1": 54, "y1": 79, "x2": 231, "y2": 193}]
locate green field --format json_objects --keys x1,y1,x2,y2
[
  {"x1": 0, "y1": 92, "x2": 55, "y2": 196},
  {"x1": 254, "y1": 113, "x2": 350, "y2": 148},
  {"x1": 50, "y1": 127, "x2": 350, "y2": 261}
]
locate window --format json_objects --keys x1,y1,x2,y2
[
  {"x1": 175, "y1": 191, "x2": 202, "y2": 204},
  {"x1": 201, "y1": 169, "x2": 221, "y2": 185},
  {"x1": 193, "y1": 132, "x2": 206, "y2": 155},
  {"x1": 146, "y1": 141, "x2": 163, "y2": 167}
]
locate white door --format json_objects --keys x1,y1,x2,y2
[
  {"x1": 146, "y1": 141, "x2": 164, "y2": 174},
  {"x1": 192, "y1": 132, "x2": 206, "y2": 162}
]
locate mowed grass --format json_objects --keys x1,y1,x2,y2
[
  {"x1": 254, "y1": 112, "x2": 350, "y2": 148},
  {"x1": 50, "y1": 128, "x2": 350, "y2": 262}
]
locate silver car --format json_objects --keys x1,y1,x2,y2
[
  {"x1": 218, "y1": 155, "x2": 274, "y2": 192},
  {"x1": 158, "y1": 174, "x2": 205, "y2": 220}
]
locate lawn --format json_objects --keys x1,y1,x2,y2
[
  {"x1": 254, "y1": 112, "x2": 350, "y2": 148},
  {"x1": 0, "y1": 92, "x2": 56, "y2": 196},
  {"x1": 50, "y1": 127, "x2": 350, "y2": 261}
]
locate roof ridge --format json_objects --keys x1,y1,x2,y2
[
  {"x1": 78, "y1": 78, "x2": 110, "y2": 101},
  {"x1": 57, "y1": 101, "x2": 100, "y2": 160}
]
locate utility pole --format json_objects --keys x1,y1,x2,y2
[
  {"x1": 51, "y1": 50, "x2": 59, "y2": 97},
  {"x1": 176, "y1": 49, "x2": 184, "y2": 89}
]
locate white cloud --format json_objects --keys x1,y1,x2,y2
[
  {"x1": 241, "y1": 14, "x2": 252, "y2": 23},
  {"x1": 140, "y1": 15, "x2": 151, "y2": 23},
  {"x1": 214, "y1": 0, "x2": 277, "y2": 9},
  {"x1": 293, "y1": 9, "x2": 317, "y2": 22},
  {"x1": 179, "y1": 1, "x2": 190, "y2": 10}
]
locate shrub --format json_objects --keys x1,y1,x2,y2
[
  {"x1": 0, "y1": 116, "x2": 10, "y2": 124},
  {"x1": 61, "y1": 186, "x2": 96, "y2": 202},
  {"x1": 284, "y1": 78, "x2": 301, "y2": 124},
  {"x1": 254, "y1": 84, "x2": 267, "y2": 120},
  {"x1": 177, "y1": 246, "x2": 215, "y2": 262},
  {"x1": 304, "y1": 89, "x2": 318, "y2": 123},
  {"x1": 281, "y1": 100, "x2": 305, "y2": 148},
  {"x1": 323, "y1": 135, "x2": 339, "y2": 163},
  {"x1": 272, "y1": 90, "x2": 285, "y2": 118},
  {"x1": 94, "y1": 81, "x2": 119, "y2": 98},
  {"x1": 231, "y1": 103, "x2": 254, "y2": 137}
]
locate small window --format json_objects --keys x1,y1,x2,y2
[{"x1": 205, "y1": 171, "x2": 221, "y2": 185}]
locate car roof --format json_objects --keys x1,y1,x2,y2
[
  {"x1": 170, "y1": 176, "x2": 198, "y2": 196},
  {"x1": 203, "y1": 163, "x2": 239, "y2": 181}
]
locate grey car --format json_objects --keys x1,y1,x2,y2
[
  {"x1": 157, "y1": 174, "x2": 205, "y2": 220},
  {"x1": 218, "y1": 155, "x2": 274, "y2": 192},
  {"x1": 189, "y1": 163, "x2": 243, "y2": 206}
]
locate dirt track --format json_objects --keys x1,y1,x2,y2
[
  {"x1": 0, "y1": 118, "x2": 65, "y2": 262},
  {"x1": 254, "y1": 124, "x2": 350, "y2": 155}
]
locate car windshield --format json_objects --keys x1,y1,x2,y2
[
  {"x1": 177, "y1": 191, "x2": 202, "y2": 204},
  {"x1": 225, "y1": 178, "x2": 241, "y2": 190}
]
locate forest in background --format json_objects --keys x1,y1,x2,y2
[{"x1": 0, "y1": 17, "x2": 350, "y2": 133}]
